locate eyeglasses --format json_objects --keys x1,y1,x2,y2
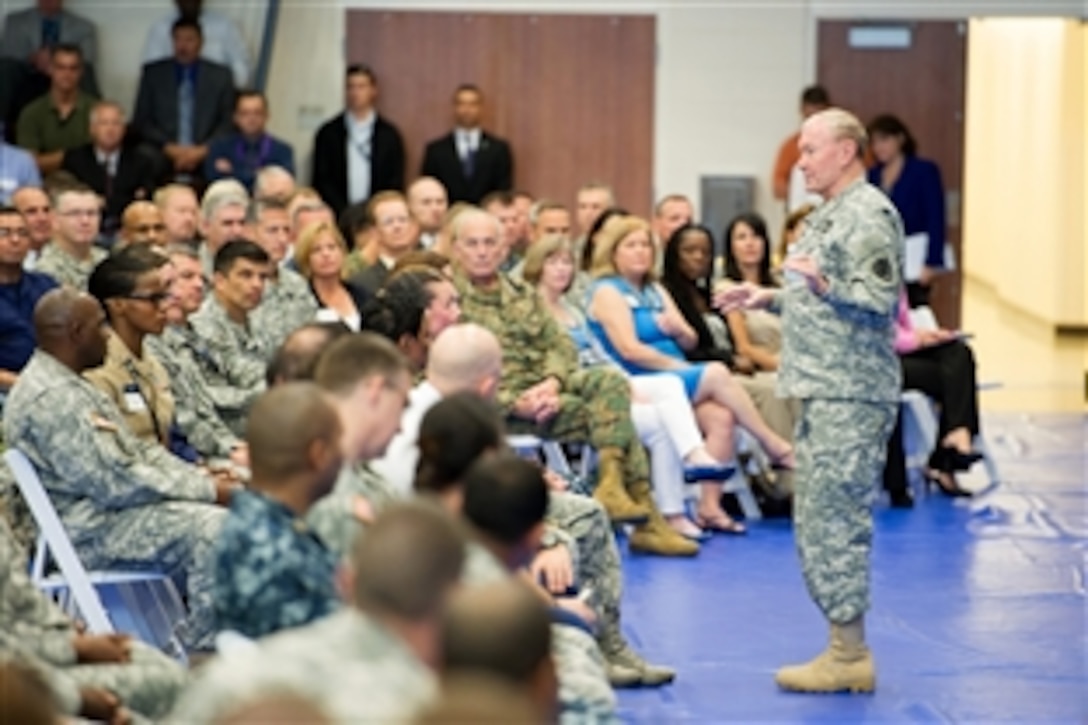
[
  {"x1": 123, "y1": 292, "x2": 171, "y2": 305},
  {"x1": 0, "y1": 227, "x2": 30, "y2": 239},
  {"x1": 58, "y1": 209, "x2": 101, "y2": 219}
]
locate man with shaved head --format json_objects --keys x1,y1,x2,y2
[
  {"x1": 213, "y1": 383, "x2": 344, "y2": 638},
  {"x1": 441, "y1": 579, "x2": 558, "y2": 720},
  {"x1": 264, "y1": 320, "x2": 351, "y2": 387},
  {"x1": 407, "y1": 177, "x2": 448, "y2": 249},
  {"x1": 171, "y1": 500, "x2": 466, "y2": 723},
  {"x1": 3, "y1": 288, "x2": 235, "y2": 652},
  {"x1": 117, "y1": 200, "x2": 167, "y2": 248}
]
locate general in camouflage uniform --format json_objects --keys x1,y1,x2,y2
[
  {"x1": 3, "y1": 350, "x2": 227, "y2": 651},
  {"x1": 214, "y1": 489, "x2": 340, "y2": 639},
  {"x1": 35, "y1": 243, "x2": 107, "y2": 290},
  {"x1": 250, "y1": 266, "x2": 319, "y2": 353},
  {"x1": 0, "y1": 518, "x2": 186, "y2": 720},
  {"x1": 723, "y1": 109, "x2": 903, "y2": 694}
]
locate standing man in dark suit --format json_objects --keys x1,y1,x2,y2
[
  {"x1": 312, "y1": 65, "x2": 405, "y2": 220},
  {"x1": 421, "y1": 84, "x2": 513, "y2": 205},
  {"x1": 62, "y1": 101, "x2": 157, "y2": 237},
  {"x1": 132, "y1": 17, "x2": 234, "y2": 183}
]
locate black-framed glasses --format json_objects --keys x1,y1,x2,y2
[
  {"x1": 123, "y1": 292, "x2": 171, "y2": 305},
  {"x1": 0, "y1": 227, "x2": 30, "y2": 239}
]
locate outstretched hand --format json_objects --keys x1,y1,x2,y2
[{"x1": 713, "y1": 282, "x2": 776, "y2": 312}]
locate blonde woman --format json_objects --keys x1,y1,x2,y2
[
  {"x1": 525, "y1": 235, "x2": 735, "y2": 539},
  {"x1": 294, "y1": 221, "x2": 370, "y2": 331},
  {"x1": 586, "y1": 215, "x2": 796, "y2": 532}
]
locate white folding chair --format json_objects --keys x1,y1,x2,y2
[
  {"x1": 899, "y1": 391, "x2": 1000, "y2": 486},
  {"x1": 4, "y1": 449, "x2": 188, "y2": 658},
  {"x1": 506, "y1": 435, "x2": 593, "y2": 482}
]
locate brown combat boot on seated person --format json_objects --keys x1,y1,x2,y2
[
  {"x1": 625, "y1": 479, "x2": 699, "y2": 557},
  {"x1": 593, "y1": 448, "x2": 651, "y2": 524}
]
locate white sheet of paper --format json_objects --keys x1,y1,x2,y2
[{"x1": 903, "y1": 232, "x2": 928, "y2": 282}]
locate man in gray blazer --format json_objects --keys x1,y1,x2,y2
[
  {"x1": 132, "y1": 16, "x2": 234, "y2": 181},
  {"x1": 0, "y1": 0, "x2": 97, "y2": 71}
]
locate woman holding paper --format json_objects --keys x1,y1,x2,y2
[{"x1": 867, "y1": 114, "x2": 947, "y2": 307}]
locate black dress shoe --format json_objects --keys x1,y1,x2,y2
[{"x1": 889, "y1": 489, "x2": 915, "y2": 508}]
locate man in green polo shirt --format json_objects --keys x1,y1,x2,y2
[{"x1": 16, "y1": 43, "x2": 96, "y2": 176}]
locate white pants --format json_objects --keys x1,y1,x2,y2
[{"x1": 629, "y1": 374, "x2": 705, "y2": 516}]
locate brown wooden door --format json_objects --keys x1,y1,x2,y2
[
  {"x1": 817, "y1": 20, "x2": 967, "y2": 328},
  {"x1": 346, "y1": 10, "x2": 655, "y2": 216}
]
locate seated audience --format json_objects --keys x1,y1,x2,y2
[
  {"x1": 253, "y1": 164, "x2": 296, "y2": 203},
  {"x1": 440, "y1": 580, "x2": 557, "y2": 721},
  {"x1": 312, "y1": 64, "x2": 405, "y2": 218},
  {"x1": 3, "y1": 287, "x2": 235, "y2": 651},
  {"x1": 146, "y1": 244, "x2": 250, "y2": 465},
  {"x1": 142, "y1": 0, "x2": 251, "y2": 88},
  {"x1": 295, "y1": 220, "x2": 368, "y2": 331},
  {"x1": 214, "y1": 383, "x2": 342, "y2": 638},
  {"x1": 197, "y1": 186, "x2": 249, "y2": 276},
  {"x1": 407, "y1": 176, "x2": 448, "y2": 249},
  {"x1": 249, "y1": 199, "x2": 318, "y2": 350},
  {"x1": 16, "y1": 44, "x2": 94, "y2": 175},
  {"x1": 421, "y1": 84, "x2": 513, "y2": 205},
  {"x1": 884, "y1": 291, "x2": 982, "y2": 502},
  {"x1": 0, "y1": 141, "x2": 40, "y2": 202},
  {"x1": 305, "y1": 334, "x2": 414, "y2": 556},
  {"x1": 0, "y1": 516, "x2": 185, "y2": 721},
  {"x1": 721, "y1": 214, "x2": 783, "y2": 371},
  {"x1": 154, "y1": 182, "x2": 200, "y2": 246},
  {"x1": 170, "y1": 501, "x2": 466, "y2": 723},
  {"x1": 133, "y1": 17, "x2": 234, "y2": 181},
  {"x1": 11, "y1": 186, "x2": 54, "y2": 268},
  {"x1": 117, "y1": 200, "x2": 167, "y2": 248},
  {"x1": 359, "y1": 267, "x2": 458, "y2": 371},
  {"x1": 35, "y1": 183, "x2": 105, "y2": 289},
  {"x1": 573, "y1": 181, "x2": 615, "y2": 265},
  {"x1": 586, "y1": 215, "x2": 797, "y2": 525},
  {"x1": 506, "y1": 199, "x2": 572, "y2": 281},
  {"x1": 61, "y1": 101, "x2": 157, "y2": 237},
  {"x1": 190, "y1": 240, "x2": 271, "y2": 434},
  {"x1": 0, "y1": 204, "x2": 57, "y2": 391},
  {"x1": 526, "y1": 235, "x2": 736, "y2": 539},
  {"x1": 84, "y1": 245, "x2": 175, "y2": 446},
  {"x1": 349, "y1": 191, "x2": 418, "y2": 295},
  {"x1": 204, "y1": 90, "x2": 295, "y2": 192}
]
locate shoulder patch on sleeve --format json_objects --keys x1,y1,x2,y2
[{"x1": 872, "y1": 257, "x2": 893, "y2": 281}]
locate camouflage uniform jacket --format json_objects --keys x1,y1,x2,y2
[
  {"x1": 250, "y1": 267, "x2": 319, "y2": 353},
  {"x1": 214, "y1": 489, "x2": 340, "y2": 639},
  {"x1": 306, "y1": 463, "x2": 400, "y2": 559},
  {"x1": 168, "y1": 609, "x2": 436, "y2": 724},
  {"x1": 776, "y1": 177, "x2": 904, "y2": 403},
  {"x1": 2, "y1": 351, "x2": 216, "y2": 546},
  {"x1": 146, "y1": 325, "x2": 243, "y2": 459},
  {"x1": 34, "y1": 242, "x2": 106, "y2": 290},
  {"x1": 452, "y1": 270, "x2": 580, "y2": 413}
]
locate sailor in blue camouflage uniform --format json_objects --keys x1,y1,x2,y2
[
  {"x1": 213, "y1": 383, "x2": 344, "y2": 639},
  {"x1": 718, "y1": 108, "x2": 903, "y2": 694}
]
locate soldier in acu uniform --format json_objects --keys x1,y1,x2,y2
[
  {"x1": 718, "y1": 108, "x2": 903, "y2": 694},
  {"x1": 248, "y1": 199, "x2": 319, "y2": 352}
]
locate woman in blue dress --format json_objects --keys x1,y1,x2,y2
[{"x1": 586, "y1": 215, "x2": 795, "y2": 531}]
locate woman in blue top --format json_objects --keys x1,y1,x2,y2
[
  {"x1": 586, "y1": 215, "x2": 795, "y2": 530},
  {"x1": 867, "y1": 114, "x2": 947, "y2": 308}
]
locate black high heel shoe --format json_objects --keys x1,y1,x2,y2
[
  {"x1": 925, "y1": 449, "x2": 973, "y2": 498},
  {"x1": 939, "y1": 446, "x2": 984, "y2": 472}
]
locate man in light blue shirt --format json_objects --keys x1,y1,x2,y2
[{"x1": 0, "y1": 141, "x2": 41, "y2": 204}]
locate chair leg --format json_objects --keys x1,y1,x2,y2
[{"x1": 975, "y1": 434, "x2": 1000, "y2": 485}]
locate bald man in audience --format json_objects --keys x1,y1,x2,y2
[
  {"x1": 440, "y1": 580, "x2": 557, "y2": 720},
  {"x1": 117, "y1": 200, "x2": 167, "y2": 248},
  {"x1": 214, "y1": 384, "x2": 343, "y2": 639},
  {"x1": 154, "y1": 183, "x2": 200, "y2": 246},
  {"x1": 306, "y1": 333, "x2": 415, "y2": 557},
  {"x1": 3, "y1": 288, "x2": 235, "y2": 651},
  {"x1": 407, "y1": 177, "x2": 449, "y2": 249},
  {"x1": 170, "y1": 501, "x2": 467, "y2": 723},
  {"x1": 376, "y1": 323, "x2": 676, "y2": 687},
  {"x1": 11, "y1": 186, "x2": 53, "y2": 268},
  {"x1": 264, "y1": 321, "x2": 351, "y2": 386}
]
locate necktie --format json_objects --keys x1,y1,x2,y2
[
  {"x1": 101, "y1": 157, "x2": 113, "y2": 198},
  {"x1": 178, "y1": 76, "x2": 194, "y2": 146},
  {"x1": 462, "y1": 140, "x2": 476, "y2": 178},
  {"x1": 41, "y1": 18, "x2": 60, "y2": 48}
]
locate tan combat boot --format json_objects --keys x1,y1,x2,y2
[
  {"x1": 599, "y1": 619, "x2": 676, "y2": 688},
  {"x1": 593, "y1": 448, "x2": 651, "y2": 523},
  {"x1": 775, "y1": 617, "x2": 875, "y2": 693},
  {"x1": 624, "y1": 479, "x2": 699, "y2": 556}
]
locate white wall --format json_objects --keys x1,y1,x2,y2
[{"x1": 3, "y1": 0, "x2": 1082, "y2": 234}]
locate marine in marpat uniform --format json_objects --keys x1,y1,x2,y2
[{"x1": 718, "y1": 108, "x2": 903, "y2": 694}]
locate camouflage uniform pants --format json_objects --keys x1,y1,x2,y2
[
  {"x1": 82, "y1": 502, "x2": 227, "y2": 651},
  {"x1": 793, "y1": 398, "x2": 896, "y2": 624},
  {"x1": 508, "y1": 367, "x2": 650, "y2": 485},
  {"x1": 547, "y1": 491, "x2": 621, "y2": 626},
  {"x1": 66, "y1": 640, "x2": 187, "y2": 719}
]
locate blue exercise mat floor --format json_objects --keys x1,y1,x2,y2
[{"x1": 615, "y1": 412, "x2": 1086, "y2": 724}]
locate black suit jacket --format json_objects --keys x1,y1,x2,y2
[
  {"x1": 420, "y1": 131, "x2": 513, "y2": 204},
  {"x1": 132, "y1": 58, "x2": 234, "y2": 147},
  {"x1": 312, "y1": 113, "x2": 405, "y2": 219},
  {"x1": 61, "y1": 144, "x2": 158, "y2": 230}
]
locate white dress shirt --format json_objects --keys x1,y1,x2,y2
[
  {"x1": 142, "y1": 9, "x2": 251, "y2": 87},
  {"x1": 455, "y1": 127, "x2": 481, "y2": 161},
  {"x1": 95, "y1": 148, "x2": 119, "y2": 177},
  {"x1": 346, "y1": 110, "x2": 376, "y2": 205},
  {"x1": 369, "y1": 380, "x2": 442, "y2": 497}
]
